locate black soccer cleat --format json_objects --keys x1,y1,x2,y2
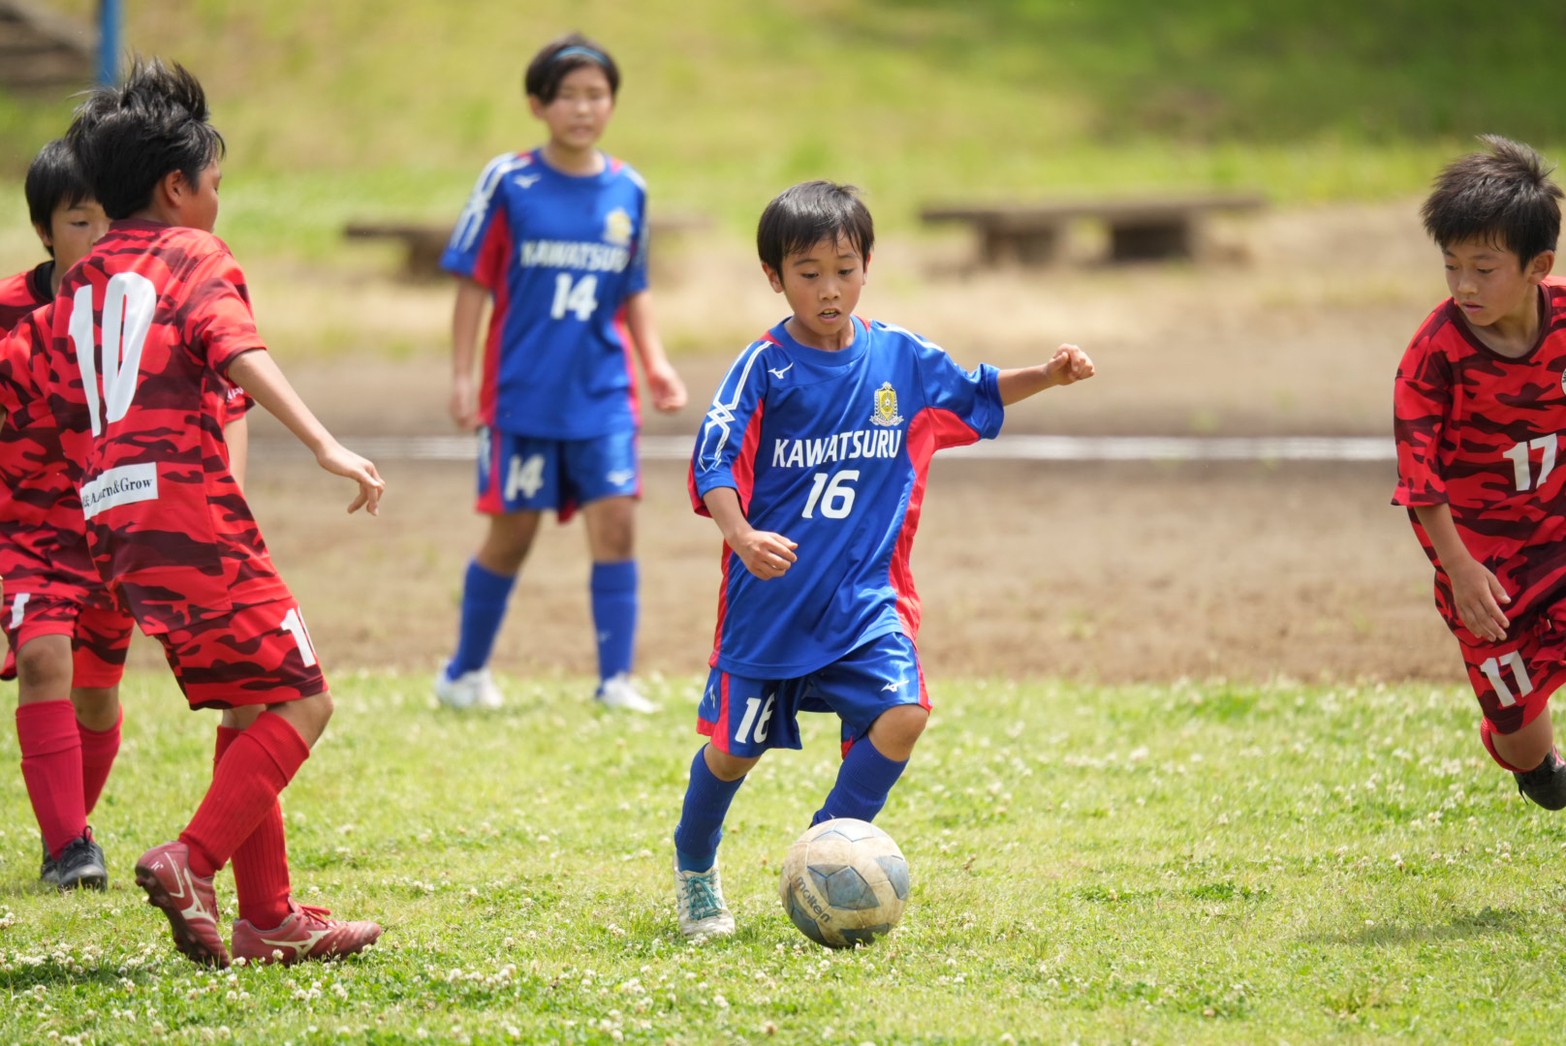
[
  {"x1": 1514, "y1": 750, "x2": 1566, "y2": 811},
  {"x1": 39, "y1": 836, "x2": 59, "y2": 888},
  {"x1": 52, "y1": 828, "x2": 108, "y2": 891}
]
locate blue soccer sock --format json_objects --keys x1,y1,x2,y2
[
  {"x1": 674, "y1": 747, "x2": 746, "y2": 872},
  {"x1": 446, "y1": 559, "x2": 517, "y2": 678},
  {"x1": 590, "y1": 559, "x2": 638, "y2": 685},
  {"x1": 811, "y1": 737, "x2": 908, "y2": 826}
]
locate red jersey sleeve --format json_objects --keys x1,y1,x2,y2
[
  {"x1": 0, "y1": 264, "x2": 50, "y2": 334},
  {"x1": 182, "y1": 250, "x2": 266, "y2": 376},
  {"x1": 0, "y1": 305, "x2": 53, "y2": 427},
  {"x1": 0, "y1": 325, "x2": 28, "y2": 419},
  {"x1": 1392, "y1": 317, "x2": 1454, "y2": 508}
]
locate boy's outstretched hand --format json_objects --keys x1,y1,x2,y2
[
  {"x1": 1043, "y1": 344, "x2": 1095, "y2": 387},
  {"x1": 997, "y1": 344, "x2": 1096, "y2": 405},
  {"x1": 647, "y1": 359, "x2": 688, "y2": 413},
  {"x1": 316, "y1": 441, "x2": 385, "y2": 516}
]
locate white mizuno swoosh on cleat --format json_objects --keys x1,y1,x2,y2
[{"x1": 259, "y1": 928, "x2": 332, "y2": 962}]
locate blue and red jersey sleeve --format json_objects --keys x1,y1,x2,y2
[
  {"x1": 900, "y1": 322, "x2": 1003, "y2": 449},
  {"x1": 441, "y1": 152, "x2": 526, "y2": 289},
  {"x1": 690, "y1": 337, "x2": 774, "y2": 517}
]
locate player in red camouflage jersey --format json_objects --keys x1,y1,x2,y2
[
  {"x1": 1, "y1": 59, "x2": 384, "y2": 968},
  {"x1": 3, "y1": 141, "x2": 254, "y2": 893},
  {"x1": 0, "y1": 139, "x2": 123, "y2": 891},
  {"x1": 1393, "y1": 135, "x2": 1566, "y2": 810}
]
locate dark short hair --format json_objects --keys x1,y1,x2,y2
[
  {"x1": 756, "y1": 181, "x2": 875, "y2": 275},
  {"x1": 524, "y1": 33, "x2": 619, "y2": 104},
  {"x1": 24, "y1": 137, "x2": 92, "y2": 234},
  {"x1": 1422, "y1": 134, "x2": 1563, "y2": 265},
  {"x1": 65, "y1": 57, "x2": 226, "y2": 221}
]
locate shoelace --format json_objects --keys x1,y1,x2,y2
[
  {"x1": 59, "y1": 841, "x2": 96, "y2": 866},
  {"x1": 295, "y1": 904, "x2": 335, "y2": 927},
  {"x1": 683, "y1": 874, "x2": 723, "y2": 921}
]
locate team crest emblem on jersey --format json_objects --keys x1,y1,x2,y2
[
  {"x1": 603, "y1": 209, "x2": 633, "y2": 246},
  {"x1": 870, "y1": 382, "x2": 904, "y2": 427}
]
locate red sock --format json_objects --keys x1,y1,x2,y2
[
  {"x1": 180, "y1": 712, "x2": 308, "y2": 878},
  {"x1": 215, "y1": 725, "x2": 293, "y2": 929},
  {"x1": 78, "y1": 710, "x2": 122, "y2": 818},
  {"x1": 17, "y1": 701, "x2": 87, "y2": 859}
]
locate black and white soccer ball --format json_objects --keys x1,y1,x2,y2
[{"x1": 778, "y1": 817, "x2": 910, "y2": 948}]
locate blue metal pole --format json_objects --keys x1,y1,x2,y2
[{"x1": 97, "y1": 0, "x2": 121, "y2": 85}]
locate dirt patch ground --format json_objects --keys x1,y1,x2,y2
[{"x1": 21, "y1": 200, "x2": 1460, "y2": 688}]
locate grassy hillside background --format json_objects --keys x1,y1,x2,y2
[{"x1": 2, "y1": 0, "x2": 1565, "y2": 258}]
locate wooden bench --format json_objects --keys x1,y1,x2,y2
[
  {"x1": 345, "y1": 212, "x2": 712, "y2": 282},
  {"x1": 920, "y1": 191, "x2": 1267, "y2": 267},
  {"x1": 0, "y1": 0, "x2": 96, "y2": 92}
]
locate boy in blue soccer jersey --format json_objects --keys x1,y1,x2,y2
[
  {"x1": 673, "y1": 181, "x2": 1095, "y2": 938},
  {"x1": 436, "y1": 33, "x2": 686, "y2": 713}
]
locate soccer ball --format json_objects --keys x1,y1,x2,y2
[{"x1": 778, "y1": 818, "x2": 910, "y2": 948}]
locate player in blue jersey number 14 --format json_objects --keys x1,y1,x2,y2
[{"x1": 435, "y1": 34, "x2": 686, "y2": 713}]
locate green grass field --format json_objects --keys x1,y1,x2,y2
[
  {"x1": 2, "y1": 4, "x2": 1563, "y2": 1042},
  {"x1": 2, "y1": 671, "x2": 1563, "y2": 1043}
]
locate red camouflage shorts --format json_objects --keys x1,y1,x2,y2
[
  {"x1": 154, "y1": 598, "x2": 327, "y2": 710},
  {"x1": 1, "y1": 588, "x2": 135, "y2": 688},
  {"x1": 1459, "y1": 604, "x2": 1566, "y2": 735}
]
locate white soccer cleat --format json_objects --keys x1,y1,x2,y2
[
  {"x1": 675, "y1": 862, "x2": 735, "y2": 940},
  {"x1": 435, "y1": 666, "x2": 504, "y2": 710},
  {"x1": 596, "y1": 673, "x2": 659, "y2": 714}
]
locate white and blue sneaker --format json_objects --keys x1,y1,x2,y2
[
  {"x1": 435, "y1": 666, "x2": 504, "y2": 710},
  {"x1": 596, "y1": 673, "x2": 658, "y2": 714},
  {"x1": 675, "y1": 861, "x2": 735, "y2": 940}
]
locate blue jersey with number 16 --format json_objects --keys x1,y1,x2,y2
[
  {"x1": 441, "y1": 148, "x2": 650, "y2": 440},
  {"x1": 689, "y1": 316, "x2": 1004, "y2": 678}
]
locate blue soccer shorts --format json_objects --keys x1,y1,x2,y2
[
  {"x1": 475, "y1": 427, "x2": 640, "y2": 515},
  {"x1": 698, "y1": 631, "x2": 929, "y2": 758}
]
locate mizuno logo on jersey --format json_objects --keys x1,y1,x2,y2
[
  {"x1": 881, "y1": 679, "x2": 908, "y2": 692},
  {"x1": 771, "y1": 428, "x2": 903, "y2": 469},
  {"x1": 513, "y1": 174, "x2": 541, "y2": 189},
  {"x1": 768, "y1": 362, "x2": 794, "y2": 380}
]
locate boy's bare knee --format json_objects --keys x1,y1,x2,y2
[
  {"x1": 868, "y1": 705, "x2": 928, "y2": 760},
  {"x1": 703, "y1": 744, "x2": 760, "y2": 783},
  {"x1": 15, "y1": 637, "x2": 73, "y2": 701},
  {"x1": 478, "y1": 512, "x2": 541, "y2": 573},
  {"x1": 269, "y1": 690, "x2": 334, "y2": 748},
  {"x1": 69, "y1": 687, "x2": 120, "y2": 731},
  {"x1": 1492, "y1": 711, "x2": 1555, "y2": 772},
  {"x1": 221, "y1": 705, "x2": 264, "y2": 730}
]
